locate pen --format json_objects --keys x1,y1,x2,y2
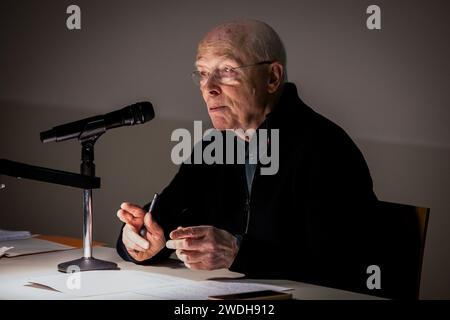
[{"x1": 139, "y1": 193, "x2": 159, "y2": 237}]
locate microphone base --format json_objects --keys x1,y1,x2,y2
[{"x1": 58, "y1": 257, "x2": 120, "y2": 273}]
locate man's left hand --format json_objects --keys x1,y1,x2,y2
[{"x1": 166, "y1": 226, "x2": 239, "y2": 270}]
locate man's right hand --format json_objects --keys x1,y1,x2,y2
[{"x1": 117, "y1": 202, "x2": 166, "y2": 262}]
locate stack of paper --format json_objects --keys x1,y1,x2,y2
[{"x1": 0, "y1": 229, "x2": 31, "y2": 241}]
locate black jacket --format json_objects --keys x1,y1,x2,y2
[{"x1": 117, "y1": 83, "x2": 382, "y2": 295}]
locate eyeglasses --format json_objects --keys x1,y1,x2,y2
[{"x1": 191, "y1": 60, "x2": 274, "y2": 86}]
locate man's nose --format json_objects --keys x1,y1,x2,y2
[{"x1": 202, "y1": 72, "x2": 221, "y2": 96}]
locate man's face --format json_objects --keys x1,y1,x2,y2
[{"x1": 195, "y1": 52, "x2": 270, "y2": 131}]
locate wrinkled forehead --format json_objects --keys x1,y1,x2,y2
[
  {"x1": 196, "y1": 43, "x2": 247, "y2": 67},
  {"x1": 195, "y1": 52, "x2": 242, "y2": 69}
]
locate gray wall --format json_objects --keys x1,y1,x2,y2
[{"x1": 1, "y1": 0, "x2": 449, "y2": 298}]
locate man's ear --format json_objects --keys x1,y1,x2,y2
[{"x1": 267, "y1": 62, "x2": 284, "y2": 94}]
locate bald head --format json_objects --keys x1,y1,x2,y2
[
  {"x1": 197, "y1": 19, "x2": 287, "y2": 81},
  {"x1": 194, "y1": 20, "x2": 286, "y2": 133}
]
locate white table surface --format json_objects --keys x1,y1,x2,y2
[{"x1": 0, "y1": 246, "x2": 382, "y2": 300}]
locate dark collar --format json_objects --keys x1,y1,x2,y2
[{"x1": 261, "y1": 82, "x2": 307, "y2": 130}]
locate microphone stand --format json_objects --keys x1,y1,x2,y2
[
  {"x1": 57, "y1": 135, "x2": 119, "y2": 272},
  {"x1": 0, "y1": 156, "x2": 118, "y2": 272},
  {"x1": 3, "y1": 104, "x2": 155, "y2": 273}
]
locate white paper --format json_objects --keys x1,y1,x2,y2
[
  {"x1": 27, "y1": 270, "x2": 194, "y2": 297},
  {"x1": 0, "y1": 246, "x2": 14, "y2": 257},
  {"x1": 26, "y1": 270, "x2": 291, "y2": 299},
  {"x1": 0, "y1": 229, "x2": 31, "y2": 241},
  {"x1": 135, "y1": 280, "x2": 292, "y2": 300},
  {"x1": 0, "y1": 238, "x2": 74, "y2": 257},
  {"x1": 79, "y1": 292, "x2": 156, "y2": 300}
]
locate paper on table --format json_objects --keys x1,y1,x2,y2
[
  {"x1": 0, "y1": 238, "x2": 74, "y2": 257},
  {"x1": 0, "y1": 229, "x2": 31, "y2": 241},
  {"x1": 134, "y1": 280, "x2": 292, "y2": 300},
  {"x1": 0, "y1": 246, "x2": 13, "y2": 257},
  {"x1": 26, "y1": 270, "x2": 291, "y2": 299},
  {"x1": 27, "y1": 270, "x2": 195, "y2": 297},
  {"x1": 80, "y1": 292, "x2": 159, "y2": 300}
]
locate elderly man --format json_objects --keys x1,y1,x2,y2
[{"x1": 116, "y1": 20, "x2": 379, "y2": 294}]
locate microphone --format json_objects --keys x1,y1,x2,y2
[{"x1": 40, "y1": 102, "x2": 155, "y2": 143}]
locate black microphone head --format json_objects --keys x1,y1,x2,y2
[
  {"x1": 106, "y1": 101, "x2": 155, "y2": 129},
  {"x1": 129, "y1": 101, "x2": 155, "y2": 124}
]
